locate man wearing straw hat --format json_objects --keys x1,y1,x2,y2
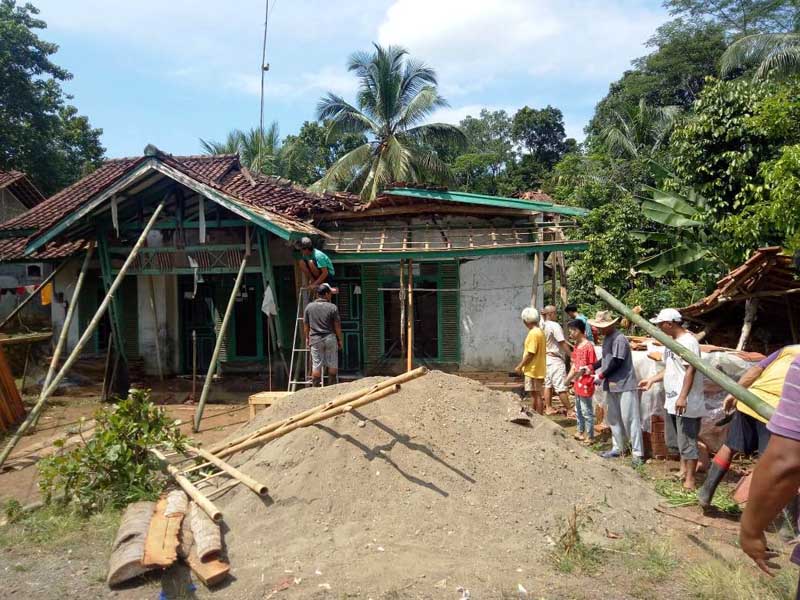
[{"x1": 588, "y1": 310, "x2": 644, "y2": 468}]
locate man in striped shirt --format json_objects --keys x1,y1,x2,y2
[{"x1": 740, "y1": 353, "x2": 800, "y2": 578}]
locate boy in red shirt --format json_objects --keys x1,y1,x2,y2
[{"x1": 565, "y1": 319, "x2": 597, "y2": 444}]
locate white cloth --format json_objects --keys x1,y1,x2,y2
[
  {"x1": 111, "y1": 194, "x2": 119, "y2": 234},
  {"x1": 198, "y1": 196, "x2": 206, "y2": 244},
  {"x1": 542, "y1": 319, "x2": 566, "y2": 356},
  {"x1": 544, "y1": 356, "x2": 568, "y2": 392},
  {"x1": 663, "y1": 332, "x2": 706, "y2": 418},
  {"x1": 187, "y1": 256, "x2": 200, "y2": 299},
  {"x1": 261, "y1": 284, "x2": 277, "y2": 316}
]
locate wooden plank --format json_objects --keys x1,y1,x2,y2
[
  {"x1": 185, "y1": 548, "x2": 230, "y2": 587},
  {"x1": 141, "y1": 496, "x2": 182, "y2": 568}
]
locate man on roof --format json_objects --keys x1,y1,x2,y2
[{"x1": 296, "y1": 237, "x2": 337, "y2": 294}]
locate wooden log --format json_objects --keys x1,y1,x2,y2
[
  {"x1": 190, "y1": 501, "x2": 223, "y2": 560},
  {"x1": 150, "y1": 447, "x2": 223, "y2": 523},
  {"x1": 194, "y1": 256, "x2": 248, "y2": 432},
  {"x1": 107, "y1": 501, "x2": 156, "y2": 587},
  {"x1": 164, "y1": 489, "x2": 189, "y2": 517},
  {"x1": 185, "y1": 547, "x2": 230, "y2": 587},
  {"x1": 217, "y1": 384, "x2": 401, "y2": 458},
  {"x1": 736, "y1": 298, "x2": 759, "y2": 351},
  {"x1": 185, "y1": 444, "x2": 268, "y2": 496},
  {"x1": 0, "y1": 199, "x2": 167, "y2": 469},
  {"x1": 142, "y1": 496, "x2": 183, "y2": 568},
  {"x1": 209, "y1": 366, "x2": 429, "y2": 456}
]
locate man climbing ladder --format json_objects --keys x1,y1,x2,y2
[
  {"x1": 303, "y1": 284, "x2": 343, "y2": 387},
  {"x1": 296, "y1": 237, "x2": 337, "y2": 294}
]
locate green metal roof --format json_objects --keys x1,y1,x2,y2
[{"x1": 385, "y1": 188, "x2": 589, "y2": 217}]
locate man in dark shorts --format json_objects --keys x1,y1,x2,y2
[
  {"x1": 303, "y1": 284, "x2": 343, "y2": 387},
  {"x1": 697, "y1": 345, "x2": 800, "y2": 509}
]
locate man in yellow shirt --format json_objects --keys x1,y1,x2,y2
[
  {"x1": 514, "y1": 307, "x2": 546, "y2": 422},
  {"x1": 698, "y1": 344, "x2": 800, "y2": 510}
]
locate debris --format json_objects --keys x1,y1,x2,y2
[{"x1": 142, "y1": 495, "x2": 183, "y2": 568}]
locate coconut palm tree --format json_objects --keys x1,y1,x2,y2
[
  {"x1": 200, "y1": 123, "x2": 282, "y2": 175},
  {"x1": 600, "y1": 99, "x2": 681, "y2": 159},
  {"x1": 721, "y1": 33, "x2": 800, "y2": 80},
  {"x1": 313, "y1": 44, "x2": 466, "y2": 201}
]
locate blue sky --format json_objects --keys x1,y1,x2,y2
[{"x1": 33, "y1": 0, "x2": 669, "y2": 158}]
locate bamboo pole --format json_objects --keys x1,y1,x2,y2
[
  {"x1": 0, "y1": 260, "x2": 68, "y2": 331},
  {"x1": 185, "y1": 444, "x2": 268, "y2": 496},
  {"x1": 594, "y1": 286, "x2": 775, "y2": 421},
  {"x1": 193, "y1": 256, "x2": 248, "y2": 432},
  {"x1": 0, "y1": 200, "x2": 166, "y2": 469},
  {"x1": 216, "y1": 384, "x2": 401, "y2": 458},
  {"x1": 407, "y1": 259, "x2": 414, "y2": 372},
  {"x1": 150, "y1": 448, "x2": 222, "y2": 522},
  {"x1": 148, "y1": 275, "x2": 164, "y2": 380},
  {"x1": 209, "y1": 366, "x2": 429, "y2": 456}
]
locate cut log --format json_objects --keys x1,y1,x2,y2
[
  {"x1": 142, "y1": 496, "x2": 183, "y2": 568},
  {"x1": 164, "y1": 489, "x2": 189, "y2": 518},
  {"x1": 178, "y1": 513, "x2": 194, "y2": 560},
  {"x1": 107, "y1": 501, "x2": 155, "y2": 587},
  {"x1": 190, "y1": 501, "x2": 222, "y2": 561}
]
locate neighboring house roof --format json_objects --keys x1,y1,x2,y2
[
  {"x1": 682, "y1": 247, "x2": 800, "y2": 320},
  {"x1": 0, "y1": 149, "x2": 352, "y2": 261},
  {"x1": 0, "y1": 170, "x2": 46, "y2": 209},
  {"x1": 516, "y1": 189, "x2": 554, "y2": 203}
]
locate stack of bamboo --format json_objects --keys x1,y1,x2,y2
[{"x1": 0, "y1": 346, "x2": 24, "y2": 432}]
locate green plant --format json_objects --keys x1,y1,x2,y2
[
  {"x1": 654, "y1": 479, "x2": 740, "y2": 515},
  {"x1": 550, "y1": 506, "x2": 601, "y2": 574},
  {"x1": 688, "y1": 558, "x2": 796, "y2": 600},
  {"x1": 38, "y1": 389, "x2": 186, "y2": 514}
]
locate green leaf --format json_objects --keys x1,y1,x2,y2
[
  {"x1": 640, "y1": 200, "x2": 704, "y2": 227},
  {"x1": 635, "y1": 244, "x2": 710, "y2": 276}
]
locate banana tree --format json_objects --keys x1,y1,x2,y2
[{"x1": 634, "y1": 184, "x2": 728, "y2": 276}]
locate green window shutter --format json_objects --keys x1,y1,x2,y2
[
  {"x1": 361, "y1": 265, "x2": 382, "y2": 371},
  {"x1": 438, "y1": 262, "x2": 460, "y2": 364},
  {"x1": 118, "y1": 276, "x2": 140, "y2": 359}
]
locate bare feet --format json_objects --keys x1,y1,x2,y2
[
  {"x1": 573, "y1": 432, "x2": 585, "y2": 441},
  {"x1": 544, "y1": 408, "x2": 559, "y2": 416}
]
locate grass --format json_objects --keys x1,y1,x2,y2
[
  {"x1": 688, "y1": 559, "x2": 797, "y2": 600},
  {"x1": 654, "y1": 478, "x2": 741, "y2": 515},
  {"x1": 0, "y1": 501, "x2": 120, "y2": 551},
  {"x1": 550, "y1": 506, "x2": 602, "y2": 574}
]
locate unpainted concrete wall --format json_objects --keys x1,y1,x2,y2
[
  {"x1": 459, "y1": 255, "x2": 533, "y2": 370},
  {"x1": 137, "y1": 274, "x2": 180, "y2": 375}
]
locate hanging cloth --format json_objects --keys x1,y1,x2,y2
[
  {"x1": 261, "y1": 284, "x2": 277, "y2": 316},
  {"x1": 187, "y1": 256, "x2": 200, "y2": 299},
  {"x1": 40, "y1": 282, "x2": 53, "y2": 306},
  {"x1": 111, "y1": 194, "x2": 119, "y2": 235},
  {"x1": 198, "y1": 196, "x2": 206, "y2": 244}
]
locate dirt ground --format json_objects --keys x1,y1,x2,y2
[{"x1": 1, "y1": 374, "x2": 798, "y2": 600}]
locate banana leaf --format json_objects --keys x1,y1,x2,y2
[
  {"x1": 641, "y1": 185, "x2": 700, "y2": 217},
  {"x1": 635, "y1": 243, "x2": 710, "y2": 276},
  {"x1": 641, "y1": 199, "x2": 704, "y2": 228}
]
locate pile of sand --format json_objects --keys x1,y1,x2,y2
[{"x1": 214, "y1": 371, "x2": 666, "y2": 598}]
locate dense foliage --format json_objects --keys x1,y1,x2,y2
[
  {"x1": 38, "y1": 389, "x2": 186, "y2": 515},
  {"x1": 0, "y1": 0, "x2": 104, "y2": 195}
]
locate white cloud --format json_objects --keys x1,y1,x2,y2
[
  {"x1": 378, "y1": 0, "x2": 665, "y2": 91},
  {"x1": 428, "y1": 104, "x2": 515, "y2": 125}
]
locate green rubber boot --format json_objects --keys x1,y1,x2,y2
[{"x1": 697, "y1": 461, "x2": 727, "y2": 510}]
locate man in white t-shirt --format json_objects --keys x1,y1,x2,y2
[
  {"x1": 541, "y1": 305, "x2": 573, "y2": 416},
  {"x1": 639, "y1": 308, "x2": 706, "y2": 490}
]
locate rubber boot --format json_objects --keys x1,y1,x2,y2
[{"x1": 697, "y1": 460, "x2": 728, "y2": 510}]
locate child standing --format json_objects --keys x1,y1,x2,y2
[{"x1": 565, "y1": 319, "x2": 597, "y2": 444}]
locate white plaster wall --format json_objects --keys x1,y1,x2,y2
[
  {"x1": 51, "y1": 260, "x2": 82, "y2": 351},
  {"x1": 137, "y1": 275, "x2": 179, "y2": 375},
  {"x1": 459, "y1": 255, "x2": 533, "y2": 370}
]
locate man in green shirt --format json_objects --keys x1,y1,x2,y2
[{"x1": 296, "y1": 237, "x2": 337, "y2": 294}]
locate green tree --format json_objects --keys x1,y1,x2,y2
[
  {"x1": 721, "y1": 32, "x2": 800, "y2": 79},
  {"x1": 280, "y1": 121, "x2": 365, "y2": 185},
  {"x1": 314, "y1": 44, "x2": 466, "y2": 201},
  {"x1": 510, "y1": 105, "x2": 570, "y2": 171},
  {"x1": 200, "y1": 124, "x2": 282, "y2": 176},
  {"x1": 0, "y1": 0, "x2": 104, "y2": 195},
  {"x1": 600, "y1": 98, "x2": 681, "y2": 159},
  {"x1": 664, "y1": 0, "x2": 798, "y2": 35}
]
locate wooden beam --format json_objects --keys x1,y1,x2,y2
[
  {"x1": 0, "y1": 200, "x2": 167, "y2": 469},
  {"x1": 97, "y1": 231, "x2": 127, "y2": 365},
  {"x1": 150, "y1": 448, "x2": 222, "y2": 522},
  {"x1": 407, "y1": 259, "x2": 414, "y2": 372},
  {"x1": 193, "y1": 256, "x2": 248, "y2": 432}
]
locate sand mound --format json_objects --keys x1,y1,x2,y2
[{"x1": 214, "y1": 371, "x2": 666, "y2": 598}]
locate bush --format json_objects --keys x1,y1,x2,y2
[{"x1": 38, "y1": 389, "x2": 186, "y2": 514}]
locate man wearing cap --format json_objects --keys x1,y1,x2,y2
[
  {"x1": 640, "y1": 308, "x2": 706, "y2": 490},
  {"x1": 296, "y1": 237, "x2": 337, "y2": 294},
  {"x1": 303, "y1": 284, "x2": 343, "y2": 387},
  {"x1": 589, "y1": 310, "x2": 644, "y2": 467}
]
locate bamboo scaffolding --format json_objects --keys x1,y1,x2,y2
[
  {"x1": 184, "y1": 444, "x2": 268, "y2": 496},
  {"x1": 193, "y1": 256, "x2": 248, "y2": 432},
  {"x1": 0, "y1": 200, "x2": 167, "y2": 469},
  {"x1": 595, "y1": 285, "x2": 775, "y2": 421},
  {"x1": 209, "y1": 366, "x2": 428, "y2": 456},
  {"x1": 150, "y1": 448, "x2": 222, "y2": 523},
  {"x1": 217, "y1": 384, "x2": 401, "y2": 458}
]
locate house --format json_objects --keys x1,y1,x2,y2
[
  {"x1": 0, "y1": 170, "x2": 50, "y2": 322},
  {"x1": 0, "y1": 147, "x2": 587, "y2": 389}
]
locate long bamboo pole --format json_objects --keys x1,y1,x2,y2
[
  {"x1": 193, "y1": 256, "x2": 248, "y2": 432},
  {"x1": 407, "y1": 259, "x2": 414, "y2": 372},
  {"x1": 185, "y1": 444, "x2": 268, "y2": 496},
  {"x1": 150, "y1": 448, "x2": 222, "y2": 522},
  {"x1": 148, "y1": 275, "x2": 164, "y2": 380},
  {"x1": 216, "y1": 384, "x2": 401, "y2": 458},
  {"x1": 30, "y1": 246, "x2": 95, "y2": 429},
  {"x1": 0, "y1": 260, "x2": 69, "y2": 331},
  {"x1": 208, "y1": 366, "x2": 428, "y2": 456},
  {"x1": 0, "y1": 201, "x2": 166, "y2": 469},
  {"x1": 594, "y1": 286, "x2": 775, "y2": 421}
]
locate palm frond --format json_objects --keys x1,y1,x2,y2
[
  {"x1": 721, "y1": 33, "x2": 800, "y2": 79},
  {"x1": 393, "y1": 86, "x2": 449, "y2": 131},
  {"x1": 403, "y1": 122, "x2": 467, "y2": 149},
  {"x1": 313, "y1": 142, "x2": 373, "y2": 192},
  {"x1": 317, "y1": 93, "x2": 379, "y2": 138}
]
